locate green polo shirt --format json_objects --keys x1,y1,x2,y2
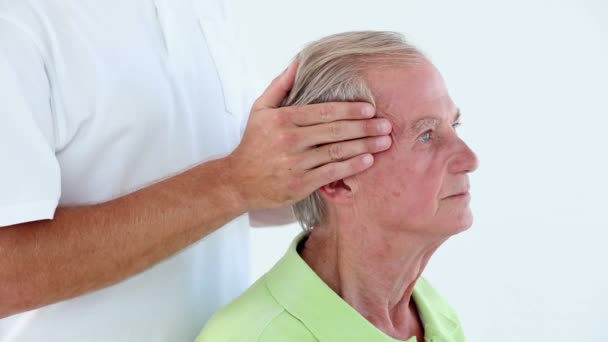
[{"x1": 196, "y1": 233, "x2": 466, "y2": 342}]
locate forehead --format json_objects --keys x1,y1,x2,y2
[{"x1": 365, "y1": 63, "x2": 456, "y2": 129}]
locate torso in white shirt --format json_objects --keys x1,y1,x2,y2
[{"x1": 0, "y1": 0, "x2": 251, "y2": 341}]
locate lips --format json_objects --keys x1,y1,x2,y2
[
  {"x1": 446, "y1": 191, "x2": 469, "y2": 199},
  {"x1": 444, "y1": 187, "x2": 470, "y2": 199}
]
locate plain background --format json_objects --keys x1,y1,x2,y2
[{"x1": 228, "y1": 1, "x2": 607, "y2": 341}]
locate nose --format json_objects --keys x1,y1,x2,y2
[{"x1": 448, "y1": 138, "x2": 479, "y2": 174}]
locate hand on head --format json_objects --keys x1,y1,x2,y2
[{"x1": 228, "y1": 61, "x2": 393, "y2": 210}]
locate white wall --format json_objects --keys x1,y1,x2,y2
[{"x1": 229, "y1": 1, "x2": 608, "y2": 341}]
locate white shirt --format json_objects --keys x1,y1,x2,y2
[{"x1": 0, "y1": 0, "x2": 253, "y2": 340}]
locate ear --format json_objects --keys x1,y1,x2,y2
[{"x1": 319, "y1": 179, "x2": 354, "y2": 204}]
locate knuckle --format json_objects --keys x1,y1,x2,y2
[
  {"x1": 271, "y1": 110, "x2": 290, "y2": 126},
  {"x1": 328, "y1": 143, "x2": 343, "y2": 161},
  {"x1": 329, "y1": 122, "x2": 344, "y2": 139},
  {"x1": 277, "y1": 131, "x2": 298, "y2": 147},
  {"x1": 251, "y1": 98, "x2": 262, "y2": 112},
  {"x1": 319, "y1": 104, "x2": 335, "y2": 122}
]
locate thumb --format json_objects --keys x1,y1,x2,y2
[{"x1": 252, "y1": 61, "x2": 299, "y2": 110}]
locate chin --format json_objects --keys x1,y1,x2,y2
[
  {"x1": 436, "y1": 210, "x2": 474, "y2": 236},
  {"x1": 452, "y1": 211, "x2": 474, "y2": 234}
]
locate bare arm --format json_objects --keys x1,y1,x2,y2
[
  {"x1": 0, "y1": 62, "x2": 392, "y2": 318},
  {"x1": 0, "y1": 158, "x2": 245, "y2": 318}
]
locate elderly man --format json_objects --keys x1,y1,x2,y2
[{"x1": 197, "y1": 31, "x2": 478, "y2": 342}]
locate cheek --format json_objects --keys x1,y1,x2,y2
[
  {"x1": 355, "y1": 163, "x2": 395, "y2": 201},
  {"x1": 391, "y1": 153, "x2": 445, "y2": 202},
  {"x1": 398, "y1": 180, "x2": 441, "y2": 221},
  {"x1": 357, "y1": 153, "x2": 444, "y2": 221},
  {"x1": 351, "y1": 159, "x2": 400, "y2": 218}
]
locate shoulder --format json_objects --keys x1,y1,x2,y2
[
  {"x1": 415, "y1": 277, "x2": 467, "y2": 341},
  {"x1": 417, "y1": 277, "x2": 462, "y2": 317},
  {"x1": 256, "y1": 311, "x2": 318, "y2": 342},
  {"x1": 0, "y1": 0, "x2": 55, "y2": 34},
  {"x1": 196, "y1": 277, "x2": 318, "y2": 342},
  {"x1": 0, "y1": 0, "x2": 79, "y2": 63},
  {"x1": 416, "y1": 277, "x2": 452, "y2": 307}
]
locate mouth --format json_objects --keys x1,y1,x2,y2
[{"x1": 444, "y1": 190, "x2": 470, "y2": 200}]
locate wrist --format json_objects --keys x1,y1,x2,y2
[{"x1": 217, "y1": 155, "x2": 250, "y2": 215}]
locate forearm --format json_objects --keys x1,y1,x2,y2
[
  {"x1": 0, "y1": 62, "x2": 391, "y2": 318},
  {"x1": 0, "y1": 157, "x2": 246, "y2": 318}
]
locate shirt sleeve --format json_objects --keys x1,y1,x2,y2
[{"x1": 0, "y1": 17, "x2": 61, "y2": 227}]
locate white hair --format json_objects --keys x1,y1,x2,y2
[{"x1": 283, "y1": 31, "x2": 426, "y2": 231}]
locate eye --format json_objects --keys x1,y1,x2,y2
[
  {"x1": 419, "y1": 130, "x2": 433, "y2": 143},
  {"x1": 452, "y1": 122, "x2": 461, "y2": 129}
]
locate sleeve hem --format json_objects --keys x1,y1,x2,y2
[{"x1": 0, "y1": 199, "x2": 58, "y2": 227}]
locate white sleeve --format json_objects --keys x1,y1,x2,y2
[
  {"x1": 239, "y1": 79, "x2": 256, "y2": 139},
  {"x1": 0, "y1": 17, "x2": 61, "y2": 227}
]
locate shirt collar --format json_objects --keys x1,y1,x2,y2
[{"x1": 264, "y1": 232, "x2": 462, "y2": 342}]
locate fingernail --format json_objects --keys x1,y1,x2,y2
[
  {"x1": 377, "y1": 136, "x2": 392, "y2": 149},
  {"x1": 379, "y1": 120, "x2": 392, "y2": 133},
  {"x1": 362, "y1": 154, "x2": 374, "y2": 165},
  {"x1": 362, "y1": 105, "x2": 375, "y2": 117}
]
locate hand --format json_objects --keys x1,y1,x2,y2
[{"x1": 228, "y1": 62, "x2": 393, "y2": 210}]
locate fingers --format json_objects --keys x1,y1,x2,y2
[
  {"x1": 290, "y1": 102, "x2": 376, "y2": 126},
  {"x1": 252, "y1": 62, "x2": 298, "y2": 110},
  {"x1": 303, "y1": 154, "x2": 374, "y2": 190},
  {"x1": 299, "y1": 136, "x2": 392, "y2": 170},
  {"x1": 297, "y1": 118, "x2": 392, "y2": 148}
]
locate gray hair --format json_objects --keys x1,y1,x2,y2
[{"x1": 283, "y1": 31, "x2": 426, "y2": 231}]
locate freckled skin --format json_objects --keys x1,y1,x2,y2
[
  {"x1": 346, "y1": 62, "x2": 479, "y2": 236},
  {"x1": 305, "y1": 61, "x2": 480, "y2": 341}
]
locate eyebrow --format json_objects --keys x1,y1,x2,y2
[{"x1": 410, "y1": 109, "x2": 461, "y2": 132}]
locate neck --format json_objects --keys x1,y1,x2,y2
[{"x1": 301, "y1": 220, "x2": 446, "y2": 340}]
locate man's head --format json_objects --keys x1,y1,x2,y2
[{"x1": 288, "y1": 31, "x2": 478, "y2": 237}]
